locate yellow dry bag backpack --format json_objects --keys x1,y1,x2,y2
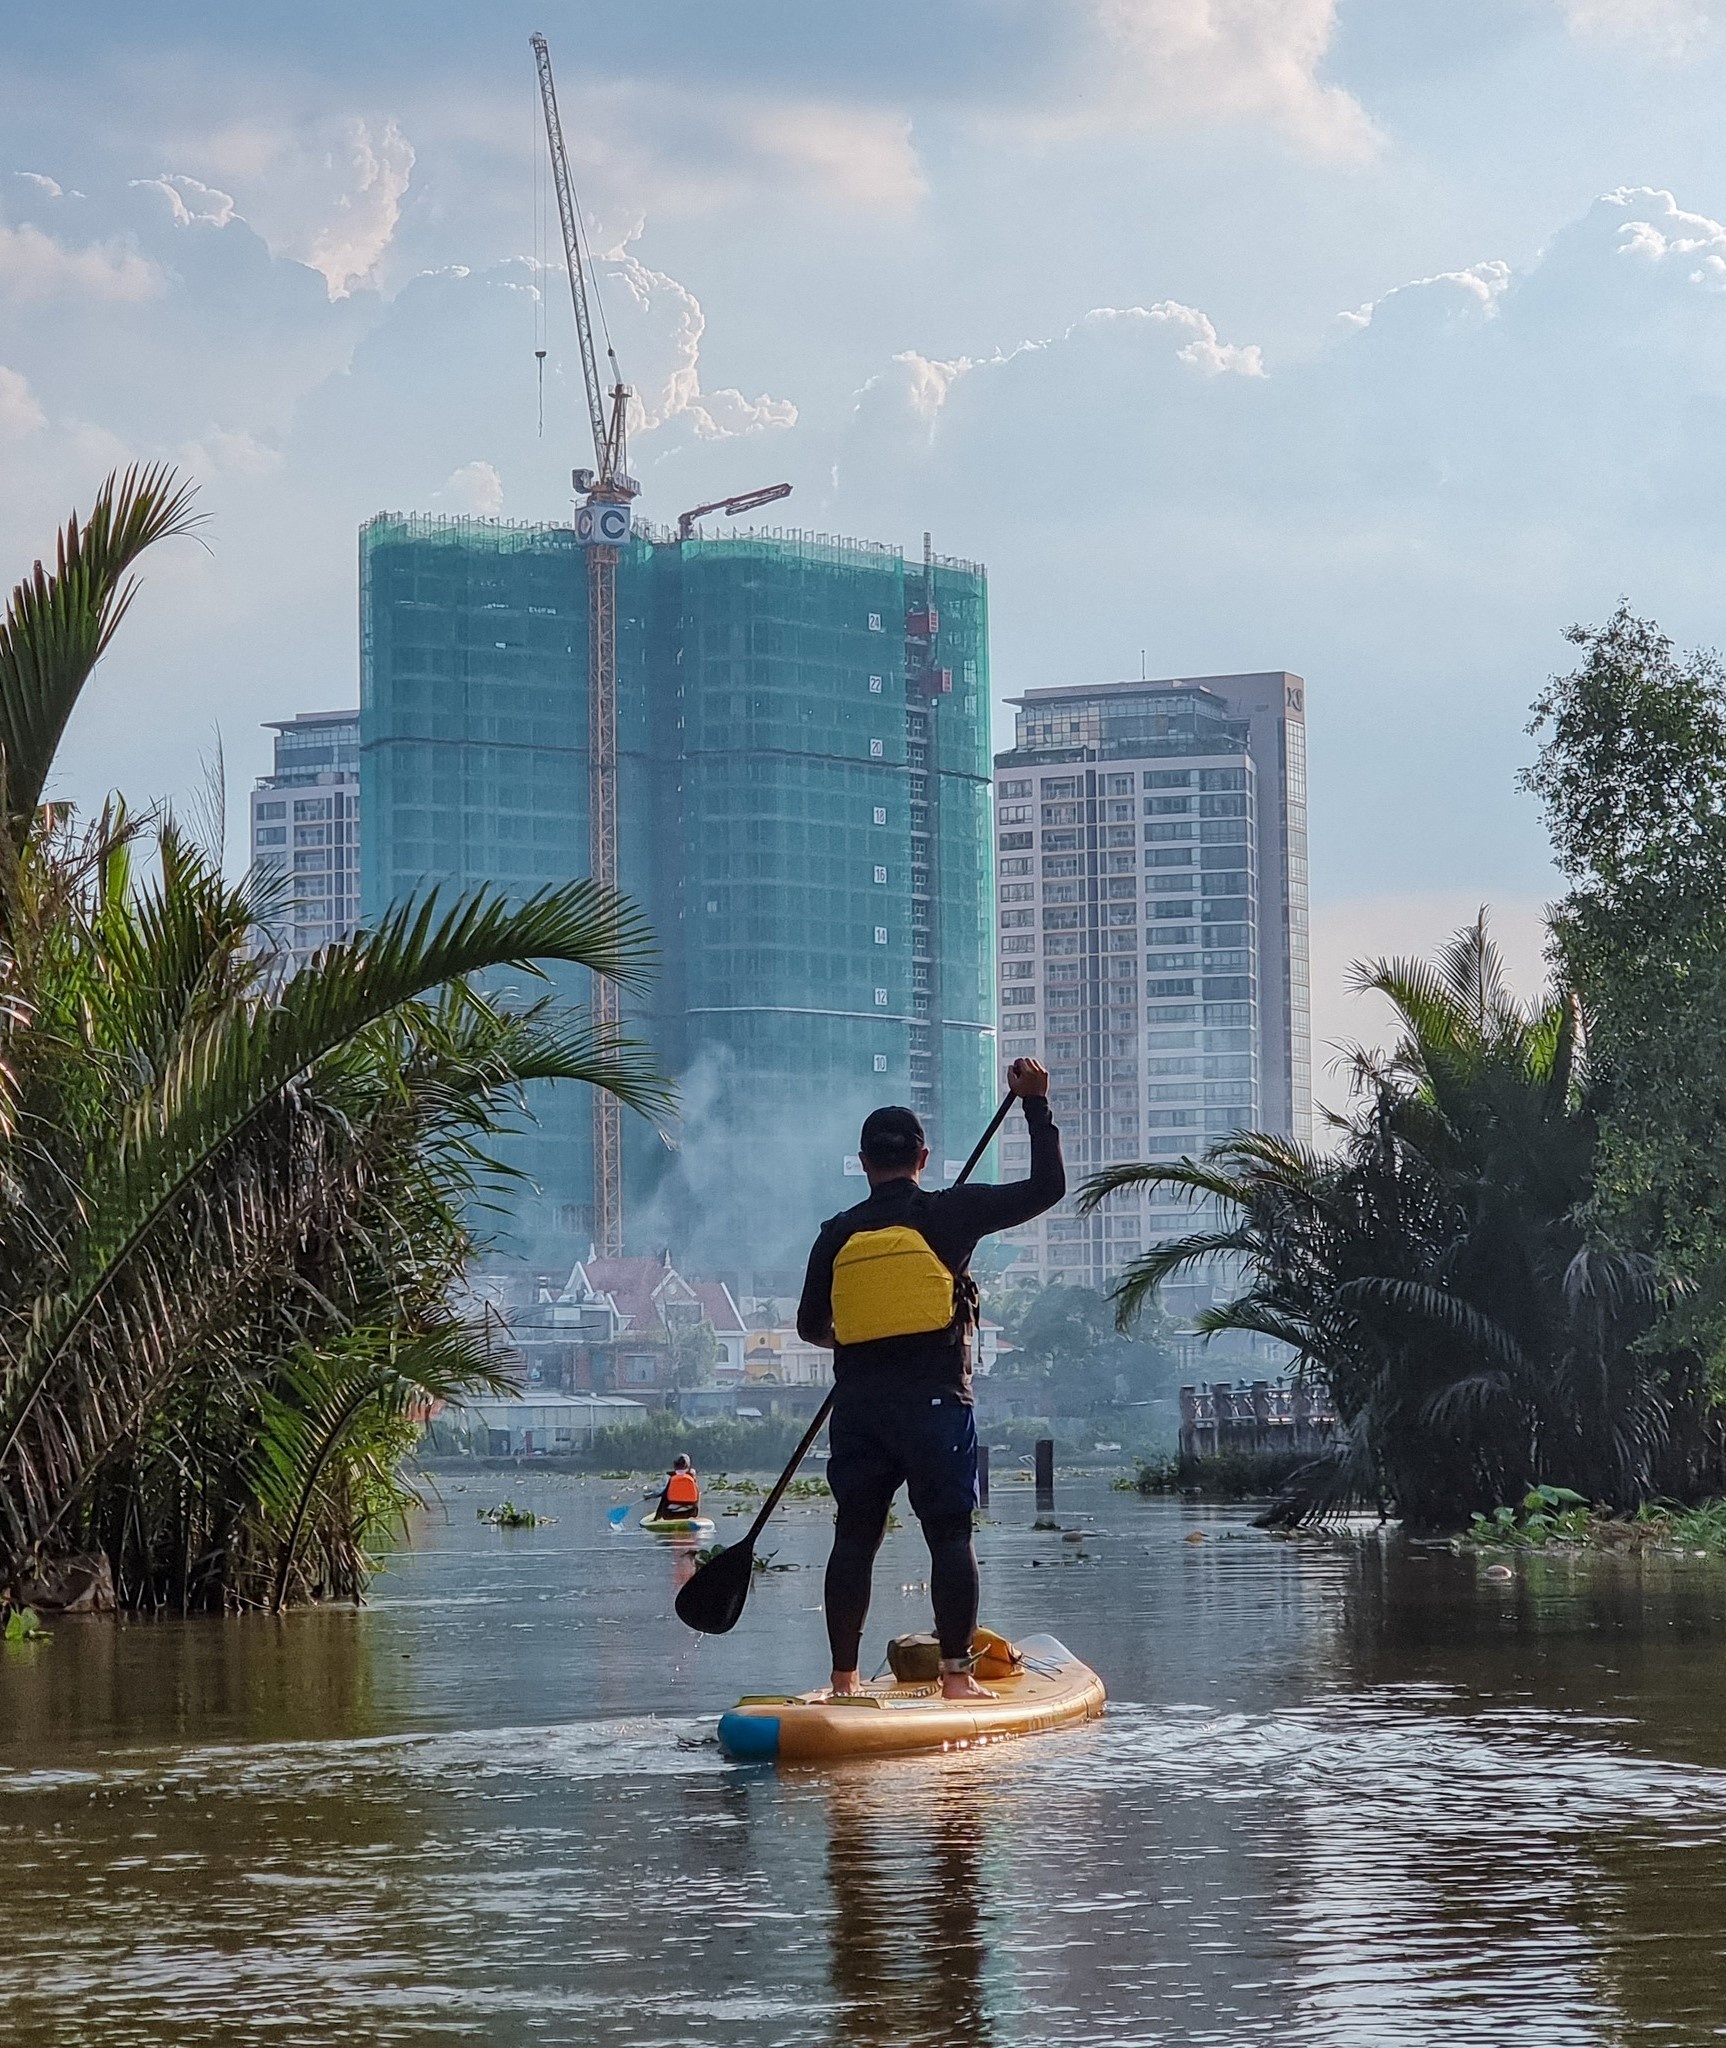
[{"x1": 830, "y1": 1224, "x2": 961, "y2": 1345}]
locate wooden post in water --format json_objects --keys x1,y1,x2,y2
[
  {"x1": 976, "y1": 1443, "x2": 991, "y2": 1509},
  {"x1": 1034, "y1": 1438, "x2": 1054, "y2": 1516}
]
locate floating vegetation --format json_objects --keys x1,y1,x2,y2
[
  {"x1": 3, "y1": 1607, "x2": 50, "y2": 1642},
  {"x1": 1459, "y1": 1486, "x2": 1726, "y2": 1555},
  {"x1": 477, "y1": 1500, "x2": 553, "y2": 1529},
  {"x1": 692, "y1": 1545, "x2": 790, "y2": 1573}
]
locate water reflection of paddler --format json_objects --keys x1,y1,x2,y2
[
  {"x1": 824, "y1": 1770, "x2": 994, "y2": 2047},
  {"x1": 796, "y1": 1061, "x2": 1064, "y2": 1702}
]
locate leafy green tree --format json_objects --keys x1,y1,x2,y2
[
  {"x1": 987, "y1": 1278, "x2": 1179, "y2": 1417},
  {"x1": 1082, "y1": 918, "x2": 1671, "y2": 1527},
  {"x1": 1525, "y1": 606, "x2": 1726, "y2": 1403},
  {"x1": 0, "y1": 469, "x2": 669, "y2": 1610}
]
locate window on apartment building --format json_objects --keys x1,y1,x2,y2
[
  {"x1": 998, "y1": 831, "x2": 1032, "y2": 850},
  {"x1": 256, "y1": 801, "x2": 286, "y2": 820},
  {"x1": 256, "y1": 827, "x2": 286, "y2": 845},
  {"x1": 999, "y1": 857, "x2": 1032, "y2": 876},
  {"x1": 1200, "y1": 768, "x2": 1248, "y2": 791},
  {"x1": 1001, "y1": 934, "x2": 1035, "y2": 954},
  {"x1": 1146, "y1": 822, "x2": 1195, "y2": 842},
  {"x1": 1104, "y1": 773, "x2": 1134, "y2": 794},
  {"x1": 1046, "y1": 960, "x2": 1081, "y2": 982},
  {"x1": 997, "y1": 804, "x2": 1031, "y2": 825},
  {"x1": 1145, "y1": 770, "x2": 1195, "y2": 789},
  {"x1": 1000, "y1": 910, "x2": 1033, "y2": 928},
  {"x1": 999, "y1": 779, "x2": 1031, "y2": 798},
  {"x1": 1043, "y1": 933, "x2": 1081, "y2": 954},
  {"x1": 1041, "y1": 776, "x2": 1080, "y2": 797},
  {"x1": 1042, "y1": 803, "x2": 1081, "y2": 826},
  {"x1": 1042, "y1": 856, "x2": 1081, "y2": 877},
  {"x1": 1002, "y1": 960, "x2": 1035, "y2": 979},
  {"x1": 1000, "y1": 884, "x2": 1034, "y2": 903}
]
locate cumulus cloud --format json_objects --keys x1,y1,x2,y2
[
  {"x1": 0, "y1": 219, "x2": 162, "y2": 303},
  {"x1": 594, "y1": 250, "x2": 798, "y2": 440},
  {"x1": 435, "y1": 459, "x2": 505, "y2": 515},
  {"x1": 1095, "y1": 302, "x2": 1267, "y2": 376},
  {"x1": 169, "y1": 116, "x2": 415, "y2": 297},
  {"x1": 844, "y1": 297, "x2": 1265, "y2": 464},
  {"x1": 131, "y1": 175, "x2": 237, "y2": 229},
  {"x1": 1341, "y1": 259, "x2": 1512, "y2": 331},
  {"x1": 1606, "y1": 185, "x2": 1726, "y2": 283},
  {"x1": 0, "y1": 365, "x2": 45, "y2": 440},
  {"x1": 1024, "y1": 0, "x2": 1380, "y2": 161}
]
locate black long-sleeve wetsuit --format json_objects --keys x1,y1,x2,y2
[{"x1": 797, "y1": 1095, "x2": 1065, "y2": 1667}]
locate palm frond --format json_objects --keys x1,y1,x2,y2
[{"x1": 0, "y1": 466, "x2": 201, "y2": 842}]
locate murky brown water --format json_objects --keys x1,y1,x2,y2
[{"x1": 6, "y1": 1473, "x2": 1726, "y2": 2044}]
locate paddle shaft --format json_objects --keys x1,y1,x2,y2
[{"x1": 734, "y1": 1087, "x2": 1019, "y2": 1557}]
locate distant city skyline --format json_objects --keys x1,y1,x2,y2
[
  {"x1": 358, "y1": 511, "x2": 993, "y2": 1279},
  {"x1": 991, "y1": 671, "x2": 1309, "y2": 1304},
  {"x1": 13, "y1": 5, "x2": 1724, "y2": 1099},
  {"x1": 248, "y1": 709, "x2": 361, "y2": 970}
]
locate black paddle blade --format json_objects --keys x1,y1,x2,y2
[{"x1": 675, "y1": 1539, "x2": 755, "y2": 1635}]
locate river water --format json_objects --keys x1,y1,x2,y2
[{"x1": 6, "y1": 1471, "x2": 1726, "y2": 2045}]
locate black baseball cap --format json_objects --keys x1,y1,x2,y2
[{"x1": 859, "y1": 1104, "x2": 925, "y2": 1167}]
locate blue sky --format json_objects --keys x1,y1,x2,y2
[{"x1": 3, "y1": 0, "x2": 1726, "y2": 1086}]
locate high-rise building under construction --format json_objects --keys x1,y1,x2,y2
[
  {"x1": 359, "y1": 515, "x2": 995, "y2": 1278},
  {"x1": 990, "y1": 673, "x2": 1311, "y2": 1307}
]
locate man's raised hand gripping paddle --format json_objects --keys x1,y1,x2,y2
[{"x1": 795, "y1": 1058, "x2": 1065, "y2": 1702}]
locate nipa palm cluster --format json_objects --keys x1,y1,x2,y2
[
  {"x1": 1083, "y1": 918, "x2": 1709, "y2": 1529},
  {"x1": 0, "y1": 468, "x2": 667, "y2": 1612}
]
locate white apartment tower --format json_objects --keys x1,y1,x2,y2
[
  {"x1": 249, "y1": 710, "x2": 362, "y2": 970},
  {"x1": 992, "y1": 673, "x2": 1310, "y2": 1307}
]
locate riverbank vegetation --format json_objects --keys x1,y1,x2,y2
[
  {"x1": 0, "y1": 470, "x2": 665, "y2": 1614},
  {"x1": 1461, "y1": 1486, "x2": 1726, "y2": 1557},
  {"x1": 1121, "y1": 1450, "x2": 1317, "y2": 1499},
  {"x1": 1085, "y1": 610, "x2": 1726, "y2": 1531}
]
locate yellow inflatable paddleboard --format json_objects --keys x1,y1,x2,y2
[{"x1": 717, "y1": 1633, "x2": 1104, "y2": 1763}]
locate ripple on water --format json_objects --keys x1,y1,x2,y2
[{"x1": 7, "y1": 1486, "x2": 1726, "y2": 2045}]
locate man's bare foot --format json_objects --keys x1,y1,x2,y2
[
  {"x1": 940, "y1": 1672, "x2": 996, "y2": 1701},
  {"x1": 829, "y1": 1669, "x2": 864, "y2": 1696}
]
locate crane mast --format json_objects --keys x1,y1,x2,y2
[{"x1": 532, "y1": 30, "x2": 637, "y2": 1259}]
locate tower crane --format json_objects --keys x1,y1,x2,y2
[
  {"x1": 532, "y1": 30, "x2": 637, "y2": 1260},
  {"x1": 676, "y1": 482, "x2": 792, "y2": 542}
]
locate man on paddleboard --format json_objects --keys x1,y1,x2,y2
[{"x1": 796, "y1": 1059, "x2": 1064, "y2": 1701}]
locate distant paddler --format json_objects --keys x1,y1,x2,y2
[
  {"x1": 651, "y1": 1455, "x2": 701, "y2": 1524},
  {"x1": 795, "y1": 1060, "x2": 1065, "y2": 1702}
]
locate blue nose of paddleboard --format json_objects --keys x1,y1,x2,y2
[{"x1": 717, "y1": 1710, "x2": 781, "y2": 1761}]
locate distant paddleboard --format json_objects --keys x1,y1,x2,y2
[
  {"x1": 640, "y1": 1514, "x2": 716, "y2": 1536},
  {"x1": 716, "y1": 1633, "x2": 1105, "y2": 1763}
]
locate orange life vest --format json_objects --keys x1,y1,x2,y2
[{"x1": 665, "y1": 1469, "x2": 699, "y2": 1510}]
